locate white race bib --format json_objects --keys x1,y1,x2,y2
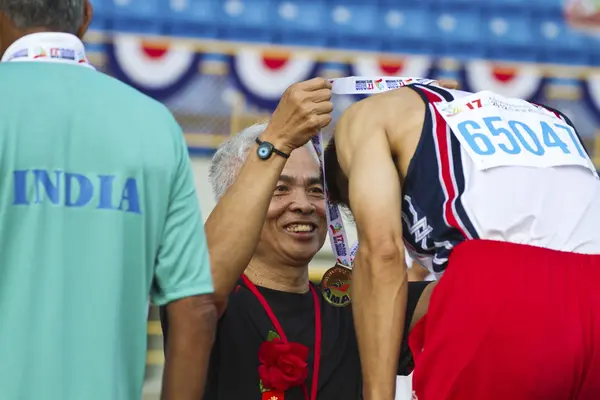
[{"x1": 434, "y1": 91, "x2": 598, "y2": 177}]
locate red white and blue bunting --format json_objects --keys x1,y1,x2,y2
[
  {"x1": 228, "y1": 48, "x2": 320, "y2": 110},
  {"x1": 107, "y1": 34, "x2": 202, "y2": 100},
  {"x1": 100, "y1": 36, "x2": 600, "y2": 124},
  {"x1": 460, "y1": 61, "x2": 545, "y2": 101},
  {"x1": 582, "y1": 72, "x2": 600, "y2": 124}
]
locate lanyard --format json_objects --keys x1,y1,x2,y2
[
  {"x1": 242, "y1": 275, "x2": 322, "y2": 400},
  {"x1": 310, "y1": 76, "x2": 438, "y2": 267}
]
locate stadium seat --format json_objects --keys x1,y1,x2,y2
[
  {"x1": 163, "y1": 0, "x2": 219, "y2": 39},
  {"x1": 326, "y1": 4, "x2": 382, "y2": 50},
  {"x1": 88, "y1": 0, "x2": 111, "y2": 31},
  {"x1": 111, "y1": 0, "x2": 163, "y2": 34},
  {"x1": 378, "y1": 6, "x2": 431, "y2": 54},
  {"x1": 533, "y1": 16, "x2": 592, "y2": 65},
  {"x1": 428, "y1": 7, "x2": 484, "y2": 58},
  {"x1": 218, "y1": 0, "x2": 275, "y2": 43},
  {"x1": 273, "y1": 1, "x2": 328, "y2": 47},
  {"x1": 484, "y1": 13, "x2": 533, "y2": 46},
  {"x1": 529, "y1": 0, "x2": 565, "y2": 12}
]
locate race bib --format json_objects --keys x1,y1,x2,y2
[{"x1": 434, "y1": 91, "x2": 598, "y2": 176}]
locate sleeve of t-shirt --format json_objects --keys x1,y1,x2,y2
[{"x1": 150, "y1": 117, "x2": 214, "y2": 306}]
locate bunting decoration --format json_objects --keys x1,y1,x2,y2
[
  {"x1": 107, "y1": 34, "x2": 201, "y2": 100},
  {"x1": 461, "y1": 61, "x2": 545, "y2": 101},
  {"x1": 581, "y1": 72, "x2": 600, "y2": 124},
  {"x1": 228, "y1": 48, "x2": 319, "y2": 110},
  {"x1": 90, "y1": 34, "x2": 600, "y2": 144}
]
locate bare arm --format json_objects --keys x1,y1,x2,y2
[
  {"x1": 337, "y1": 107, "x2": 406, "y2": 400},
  {"x1": 161, "y1": 295, "x2": 217, "y2": 400},
  {"x1": 205, "y1": 134, "x2": 287, "y2": 313},
  {"x1": 205, "y1": 78, "x2": 332, "y2": 314}
]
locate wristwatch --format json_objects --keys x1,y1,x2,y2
[{"x1": 255, "y1": 137, "x2": 290, "y2": 160}]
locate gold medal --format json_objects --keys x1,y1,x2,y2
[{"x1": 320, "y1": 263, "x2": 352, "y2": 307}]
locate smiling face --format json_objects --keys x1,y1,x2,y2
[{"x1": 253, "y1": 146, "x2": 327, "y2": 267}]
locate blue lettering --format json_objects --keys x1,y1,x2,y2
[
  {"x1": 97, "y1": 175, "x2": 118, "y2": 210},
  {"x1": 65, "y1": 173, "x2": 94, "y2": 207},
  {"x1": 33, "y1": 170, "x2": 61, "y2": 204},
  {"x1": 541, "y1": 122, "x2": 570, "y2": 154},
  {"x1": 12, "y1": 170, "x2": 141, "y2": 214},
  {"x1": 508, "y1": 120, "x2": 544, "y2": 156},
  {"x1": 12, "y1": 170, "x2": 29, "y2": 205},
  {"x1": 333, "y1": 236, "x2": 347, "y2": 256},
  {"x1": 328, "y1": 203, "x2": 340, "y2": 220},
  {"x1": 118, "y1": 178, "x2": 141, "y2": 214},
  {"x1": 484, "y1": 116, "x2": 520, "y2": 154},
  {"x1": 555, "y1": 124, "x2": 586, "y2": 158},
  {"x1": 459, "y1": 119, "x2": 588, "y2": 160},
  {"x1": 457, "y1": 120, "x2": 495, "y2": 155}
]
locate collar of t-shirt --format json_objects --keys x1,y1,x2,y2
[{"x1": 1, "y1": 32, "x2": 94, "y2": 69}]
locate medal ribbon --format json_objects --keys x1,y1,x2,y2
[{"x1": 311, "y1": 76, "x2": 438, "y2": 267}]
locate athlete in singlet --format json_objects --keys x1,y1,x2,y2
[{"x1": 323, "y1": 83, "x2": 600, "y2": 400}]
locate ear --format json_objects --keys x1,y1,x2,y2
[{"x1": 76, "y1": 0, "x2": 93, "y2": 39}]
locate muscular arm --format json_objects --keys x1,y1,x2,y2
[
  {"x1": 161, "y1": 295, "x2": 217, "y2": 400},
  {"x1": 205, "y1": 129, "x2": 288, "y2": 315},
  {"x1": 336, "y1": 105, "x2": 407, "y2": 400}
]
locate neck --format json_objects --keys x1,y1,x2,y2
[{"x1": 245, "y1": 257, "x2": 310, "y2": 294}]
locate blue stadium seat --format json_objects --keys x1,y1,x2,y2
[
  {"x1": 326, "y1": 4, "x2": 382, "y2": 50},
  {"x1": 429, "y1": 8, "x2": 484, "y2": 58},
  {"x1": 218, "y1": 0, "x2": 275, "y2": 42},
  {"x1": 528, "y1": 0, "x2": 565, "y2": 12},
  {"x1": 483, "y1": 14, "x2": 533, "y2": 46},
  {"x1": 274, "y1": 1, "x2": 328, "y2": 47},
  {"x1": 380, "y1": 0, "x2": 432, "y2": 6},
  {"x1": 378, "y1": 7, "x2": 431, "y2": 54},
  {"x1": 90, "y1": 0, "x2": 110, "y2": 17},
  {"x1": 111, "y1": 0, "x2": 163, "y2": 34},
  {"x1": 432, "y1": 0, "x2": 483, "y2": 6},
  {"x1": 533, "y1": 17, "x2": 592, "y2": 65},
  {"x1": 163, "y1": 0, "x2": 218, "y2": 38},
  {"x1": 89, "y1": 0, "x2": 111, "y2": 31}
]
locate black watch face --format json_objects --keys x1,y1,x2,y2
[{"x1": 257, "y1": 142, "x2": 273, "y2": 159}]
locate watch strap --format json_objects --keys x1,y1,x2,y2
[{"x1": 255, "y1": 137, "x2": 290, "y2": 159}]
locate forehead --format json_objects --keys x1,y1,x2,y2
[{"x1": 280, "y1": 146, "x2": 321, "y2": 181}]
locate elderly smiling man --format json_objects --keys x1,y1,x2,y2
[{"x1": 161, "y1": 78, "x2": 438, "y2": 400}]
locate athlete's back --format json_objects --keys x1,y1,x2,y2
[
  {"x1": 325, "y1": 78, "x2": 600, "y2": 400},
  {"x1": 398, "y1": 84, "x2": 600, "y2": 276}
]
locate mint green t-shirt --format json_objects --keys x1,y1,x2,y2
[{"x1": 0, "y1": 62, "x2": 214, "y2": 399}]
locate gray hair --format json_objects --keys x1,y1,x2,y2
[
  {"x1": 0, "y1": 0, "x2": 84, "y2": 34},
  {"x1": 209, "y1": 122, "x2": 320, "y2": 200}
]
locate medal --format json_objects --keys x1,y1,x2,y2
[{"x1": 320, "y1": 263, "x2": 352, "y2": 307}]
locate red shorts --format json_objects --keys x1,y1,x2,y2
[{"x1": 409, "y1": 239, "x2": 600, "y2": 400}]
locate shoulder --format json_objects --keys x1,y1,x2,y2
[
  {"x1": 96, "y1": 73, "x2": 175, "y2": 120},
  {"x1": 336, "y1": 88, "x2": 425, "y2": 140}
]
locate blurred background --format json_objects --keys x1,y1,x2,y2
[{"x1": 83, "y1": 0, "x2": 600, "y2": 397}]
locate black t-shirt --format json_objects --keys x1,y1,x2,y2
[{"x1": 161, "y1": 280, "x2": 430, "y2": 400}]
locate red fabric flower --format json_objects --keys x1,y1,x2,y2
[{"x1": 258, "y1": 338, "x2": 309, "y2": 391}]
